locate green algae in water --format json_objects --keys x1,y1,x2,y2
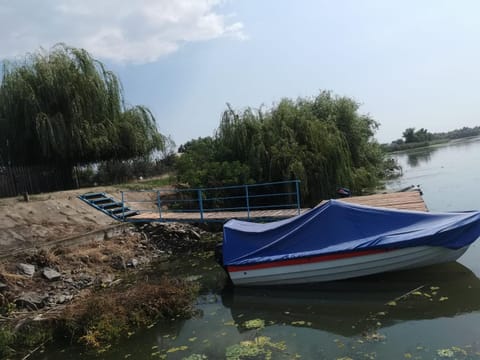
[
  {"x1": 243, "y1": 318, "x2": 265, "y2": 329},
  {"x1": 183, "y1": 355, "x2": 208, "y2": 360},
  {"x1": 226, "y1": 336, "x2": 288, "y2": 360}
]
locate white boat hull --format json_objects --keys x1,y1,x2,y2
[{"x1": 227, "y1": 246, "x2": 469, "y2": 286}]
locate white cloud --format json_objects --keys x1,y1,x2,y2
[{"x1": 0, "y1": 0, "x2": 244, "y2": 63}]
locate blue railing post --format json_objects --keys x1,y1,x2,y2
[
  {"x1": 295, "y1": 181, "x2": 301, "y2": 215},
  {"x1": 198, "y1": 189, "x2": 204, "y2": 221},
  {"x1": 121, "y1": 191, "x2": 125, "y2": 220},
  {"x1": 245, "y1": 184, "x2": 250, "y2": 219},
  {"x1": 156, "y1": 190, "x2": 162, "y2": 219}
]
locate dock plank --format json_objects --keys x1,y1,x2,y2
[
  {"x1": 129, "y1": 191, "x2": 427, "y2": 222},
  {"x1": 339, "y1": 191, "x2": 427, "y2": 211}
]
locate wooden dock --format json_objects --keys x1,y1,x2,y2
[
  {"x1": 329, "y1": 190, "x2": 427, "y2": 212},
  {"x1": 129, "y1": 191, "x2": 427, "y2": 222}
]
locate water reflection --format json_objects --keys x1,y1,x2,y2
[
  {"x1": 34, "y1": 260, "x2": 480, "y2": 360},
  {"x1": 405, "y1": 146, "x2": 438, "y2": 167},
  {"x1": 222, "y1": 262, "x2": 480, "y2": 337}
]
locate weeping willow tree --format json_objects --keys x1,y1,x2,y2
[
  {"x1": 0, "y1": 44, "x2": 164, "y2": 183},
  {"x1": 177, "y1": 91, "x2": 385, "y2": 206}
]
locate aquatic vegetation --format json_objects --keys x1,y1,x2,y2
[
  {"x1": 290, "y1": 320, "x2": 312, "y2": 326},
  {"x1": 450, "y1": 346, "x2": 467, "y2": 356},
  {"x1": 0, "y1": 320, "x2": 54, "y2": 358},
  {"x1": 166, "y1": 345, "x2": 189, "y2": 353},
  {"x1": 362, "y1": 332, "x2": 386, "y2": 342},
  {"x1": 0, "y1": 326, "x2": 15, "y2": 358},
  {"x1": 226, "y1": 336, "x2": 287, "y2": 360},
  {"x1": 61, "y1": 276, "x2": 199, "y2": 351},
  {"x1": 435, "y1": 346, "x2": 469, "y2": 358},
  {"x1": 243, "y1": 318, "x2": 265, "y2": 329},
  {"x1": 334, "y1": 339, "x2": 345, "y2": 349},
  {"x1": 183, "y1": 354, "x2": 208, "y2": 360},
  {"x1": 437, "y1": 348, "x2": 454, "y2": 357}
]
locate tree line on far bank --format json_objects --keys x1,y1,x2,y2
[{"x1": 383, "y1": 126, "x2": 480, "y2": 152}]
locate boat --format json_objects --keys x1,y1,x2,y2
[{"x1": 218, "y1": 200, "x2": 480, "y2": 286}]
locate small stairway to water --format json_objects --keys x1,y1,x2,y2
[{"x1": 78, "y1": 192, "x2": 139, "y2": 221}]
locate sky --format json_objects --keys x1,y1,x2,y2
[{"x1": 1, "y1": 0, "x2": 480, "y2": 147}]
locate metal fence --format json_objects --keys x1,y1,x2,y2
[{"x1": 120, "y1": 180, "x2": 301, "y2": 222}]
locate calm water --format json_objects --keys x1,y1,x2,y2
[{"x1": 36, "y1": 138, "x2": 480, "y2": 360}]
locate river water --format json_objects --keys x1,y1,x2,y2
[{"x1": 35, "y1": 138, "x2": 480, "y2": 360}]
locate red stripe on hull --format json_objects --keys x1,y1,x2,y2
[{"x1": 227, "y1": 248, "x2": 392, "y2": 272}]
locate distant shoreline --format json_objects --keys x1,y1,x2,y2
[{"x1": 386, "y1": 135, "x2": 480, "y2": 154}]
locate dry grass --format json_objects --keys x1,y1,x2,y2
[
  {"x1": 0, "y1": 223, "x2": 206, "y2": 354},
  {"x1": 0, "y1": 263, "x2": 34, "y2": 287},
  {"x1": 60, "y1": 233, "x2": 140, "y2": 267},
  {"x1": 61, "y1": 277, "x2": 199, "y2": 349},
  {"x1": 26, "y1": 248, "x2": 60, "y2": 268}
]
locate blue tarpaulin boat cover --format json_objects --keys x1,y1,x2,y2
[{"x1": 223, "y1": 200, "x2": 480, "y2": 266}]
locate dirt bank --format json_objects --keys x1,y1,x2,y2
[
  {"x1": 0, "y1": 187, "x2": 223, "y2": 358},
  {"x1": 0, "y1": 187, "x2": 124, "y2": 254}
]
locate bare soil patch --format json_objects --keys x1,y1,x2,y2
[{"x1": 0, "y1": 186, "x2": 126, "y2": 254}]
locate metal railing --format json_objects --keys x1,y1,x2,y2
[{"x1": 120, "y1": 180, "x2": 301, "y2": 222}]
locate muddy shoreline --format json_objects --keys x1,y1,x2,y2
[{"x1": 0, "y1": 219, "x2": 223, "y2": 359}]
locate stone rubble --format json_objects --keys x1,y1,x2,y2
[
  {"x1": 42, "y1": 267, "x2": 62, "y2": 281},
  {"x1": 17, "y1": 263, "x2": 35, "y2": 277},
  {"x1": 1, "y1": 222, "x2": 220, "y2": 314}
]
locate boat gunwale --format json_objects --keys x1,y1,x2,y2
[{"x1": 227, "y1": 248, "x2": 393, "y2": 272}]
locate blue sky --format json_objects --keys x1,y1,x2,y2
[{"x1": 2, "y1": 1, "x2": 480, "y2": 147}]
